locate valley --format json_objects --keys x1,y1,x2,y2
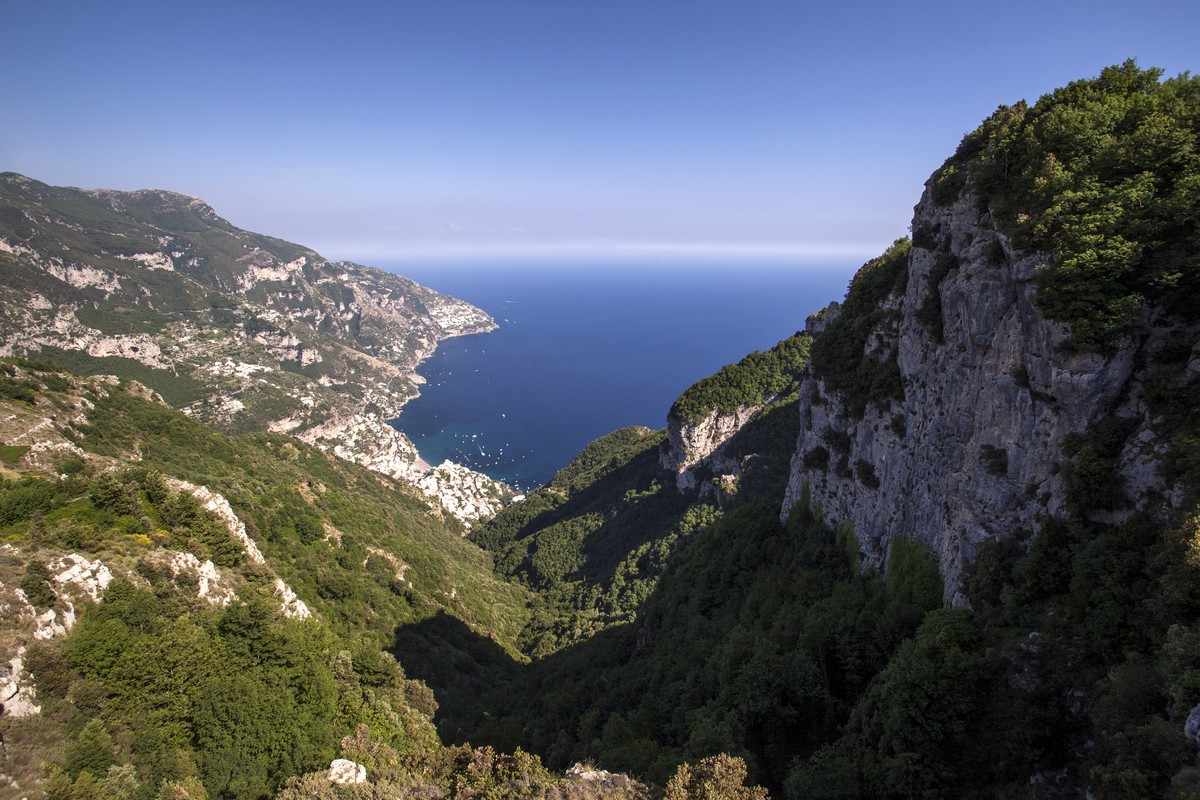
[{"x1": 0, "y1": 62, "x2": 1198, "y2": 800}]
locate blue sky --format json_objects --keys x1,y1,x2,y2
[{"x1": 3, "y1": 0, "x2": 1197, "y2": 264}]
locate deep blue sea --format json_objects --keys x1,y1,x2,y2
[{"x1": 385, "y1": 260, "x2": 858, "y2": 491}]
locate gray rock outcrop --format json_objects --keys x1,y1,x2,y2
[
  {"x1": 781, "y1": 187, "x2": 1183, "y2": 602},
  {"x1": 1186, "y1": 704, "x2": 1200, "y2": 744},
  {"x1": 661, "y1": 404, "x2": 764, "y2": 491}
]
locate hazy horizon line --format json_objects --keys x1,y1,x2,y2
[{"x1": 315, "y1": 238, "x2": 891, "y2": 265}]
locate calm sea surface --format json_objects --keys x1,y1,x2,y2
[{"x1": 385, "y1": 260, "x2": 858, "y2": 491}]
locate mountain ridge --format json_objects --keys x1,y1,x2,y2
[
  {"x1": 0, "y1": 172, "x2": 515, "y2": 523},
  {"x1": 449, "y1": 62, "x2": 1200, "y2": 798}
]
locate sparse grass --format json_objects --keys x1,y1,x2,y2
[{"x1": 0, "y1": 444, "x2": 30, "y2": 466}]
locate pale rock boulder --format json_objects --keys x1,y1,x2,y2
[
  {"x1": 328, "y1": 759, "x2": 367, "y2": 785},
  {"x1": 274, "y1": 578, "x2": 312, "y2": 620},
  {"x1": 150, "y1": 550, "x2": 234, "y2": 607},
  {"x1": 566, "y1": 764, "x2": 617, "y2": 782},
  {"x1": 117, "y1": 251, "x2": 175, "y2": 271},
  {"x1": 1, "y1": 648, "x2": 41, "y2": 717},
  {"x1": 44, "y1": 262, "x2": 122, "y2": 293},
  {"x1": 1186, "y1": 704, "x2": 1200, "y2": 744},
  {"x1": 50, "y1": 554, "x2": 113, "y2": 602}
]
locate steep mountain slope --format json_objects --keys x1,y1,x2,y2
[
  {"x1": 659, "y1": 332, "x2": 810, "y2": 493},
  {"x1": 445, "y1": 63, "x2": 1200, "y2": 799},
  {"x1": 0, "y1": 174, "x2": 512, "y2": 521},
  {"x1": 464, "y1": 335, "x2": 812, "y2": 661},
  {"x1": 3, "y1": 62, "x2": 1198, "y2": 800},
  {"x1": 0, "y1": 360, "x2": 537, "y2": 798},
  {"x1": 1, "y1": 364, "x2": 773, "y2": 800}
]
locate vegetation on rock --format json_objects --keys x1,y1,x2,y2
[
  {"x1": 3, "y1": 63, "x2": 1200, "y2": 800},
  {"x1": 807, "y1": 238, "x2": 908, "y2": 417},
  {"x1": 935, "y1": 60, "x2": 1200, "y2": 351},
  {"x1": 670, "y1": 333, "x2": 811, "y2": 424}
]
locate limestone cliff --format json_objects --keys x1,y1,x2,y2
[
  {"x1": 660, "y1": 403, "x2": 764, "y2": 491},
  {"x1": 780, "y1": 187, "x2": 1184, "y2": 602},
  {"x1": 659, "y1": 332, "x2": 812, "y2": 494}
]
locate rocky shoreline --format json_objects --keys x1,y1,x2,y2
[{"x1": 294, "y1": 338, "x2": 522, "y2": 527}]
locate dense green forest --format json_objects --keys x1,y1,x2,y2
[
  {"x1": 449, "y1": 413, "x2": 1200, "y2": 797},
  {"x1": 0, "y1": 363, "x2": 532, "y2": 799},
  {"x1": 0, "y1": 363, "x2": 775, "y2": 800}
]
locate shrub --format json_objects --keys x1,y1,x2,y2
[
  {"x1": 854, "y1": 459, "x2": 880, "y2": 489},
  {"x1": 0, "y1": 376, "x2": 38, "y2": 404},
  {"x1": 664, "y1": 755, "x2": 768, "y2": 800},
  {"x1": 802, "y1": 446, "x2": 829, "y2": 471},
  {"x1": 955, "y1": 62, "x2": 1200, "y2": 351},
  {"x1": 886, "y1": 535, "x2": 944, "y2": 611},
  {"x1": 916, "y1": 251, "x2": 960, "y2": 342},
  {"x1": 20, "y1": 557, "x2": 57, "y2": 608},
  {"x1": 980, "y1": 444, "x2": 1009, "y2": 477},
  {"x1": 809, "y1": 239, "x2": 909, "y2": 418}
]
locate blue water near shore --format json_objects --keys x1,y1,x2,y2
[{"x1": 386, "y1": 259, "x2": 858, "y2": 491}]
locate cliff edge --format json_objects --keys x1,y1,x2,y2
[{"x1": 781, "y1": 63, "x2": 1199, "y2": 601}]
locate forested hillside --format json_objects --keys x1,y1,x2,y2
[
  {"x1": 0, "y1": 173, "x2": 513, "y2": 522},
  {"x1": 0, "y1": 361, "x2": 535, "y2": 798}
]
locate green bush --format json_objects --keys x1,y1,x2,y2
[
  {"x1": 853, "y1": 459, "x2": 880, "y2": 490},
  {"x1": 0, "y1": 477, "x2": 59, "y2": 526},
  {"x1": 671, "y1": 333, "x2": 811, "y2": 424},
  {"x1": 947, "y1": 61, "x2": 1200, "y2": 351},
  {"x1": 885, "y1": 534, "x2": 944, "y2": 612},
  {"x1": 980, "y1": 444, "x2": 1009, "y2": 476},
  {"x1": 664, "y1": 754, "x2": 768, "y2": 800},
  {"x1": 809, "y1": 238, "x2": 909, "y2": 418},
  {"x1": 0, "y1": 375, "x2": 38, "y2": 404},
  {"x1": 916, "y1": 251, "x2": 960, "y2": 342},
  {"x1": 801, "y1": 446, "x2": 829, "y2": 471},
  {"x1": 0, "y1": 444, "x2": 30, "y2": 466},
  {"x1": 20, "y1": 557, "x2": 57, "y2": 608}
]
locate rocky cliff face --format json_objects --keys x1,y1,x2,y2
[
  {"x1": 781, "y1": 188, "x2": 1181, "y2": 603},
  {"x1": 658, "y1": 333, "x2": 812, "y2": 496},
  {"x1": 660, "y1": 403, "x2": 764, "y2": 491}
]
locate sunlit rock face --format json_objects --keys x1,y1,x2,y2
[{"x1": 660, "y1": 403, "x2": 764, "y2": 491}]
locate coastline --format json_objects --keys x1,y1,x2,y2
[{"x1": 295, "y1": 308, "x2": 518, "y2": 528}]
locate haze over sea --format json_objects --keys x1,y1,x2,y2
[{"x1": 388, "y1": 260, "x2": 859, "y2": 491}]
